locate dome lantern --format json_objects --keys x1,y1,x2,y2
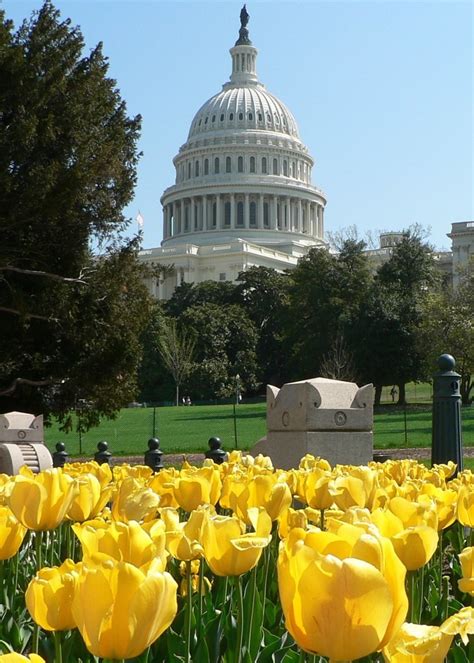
[{"x1": 228, "y1": 5, "x2": 258, "y2": 85}]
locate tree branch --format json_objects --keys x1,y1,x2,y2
[
  {"x1": 0, "y1": 265, "x2": 88, "y2": 284},
  {"x1": 0, "y1": 377, "x2": 53, "y2": 397},
  {"x1": 0, "y1": 306, "x2": 59, "y2": 322}
]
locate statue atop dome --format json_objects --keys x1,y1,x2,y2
[{"x1": 235, "y1": 4, "x2": 252, "y2": 46}]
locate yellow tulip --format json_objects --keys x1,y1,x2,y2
[
  {"x1": 173, "y1": 464, "x2": 221, "y2": 512},
  {"x1": 278, "y1": 507, "x2": 308, "y2": 539},
  {"x1": 370, "y1": 508, "x2": 404, "y2": 538},
  {"x1": 112, "y1": 464, "x2": 153, "y2": 482},
  {"x1": 72, "y1": 556, "x2": 177, "y2": 659},
  {"x1": 382, "y1": 622, "x2": 453, "y2": 663},
  {"x1": 279, "y1": 537, "x2": 391, "y2": 660},
  {"x1": 418, "y1": 487, "x2": 457, "y2": 531},
  {"x1": 0, "y1": 505, "x2": 27, "y2": 560},
  {"x1": 25, "y1": 559, "x2": 80, "y2": 631},
  {"x1": 64, "y1": 461, "x2": 112, "y2": 487},
  {"x1": 67, "y1": 473, "x2": 112, "y2": 522},
  {"x1": 228, "y1": 473, "x2": 292, "y2": 522},
  {"x1": 148, "y1": 468, "x2": 179, "y2": 508},
  {"x1": 458, "y1": 546, "x2": 474, "y2": 595},
  {"x1": 163, "y1": 508, "x2": 206, "y2": 561},
  {"x1": 7, "y1": 468, "x2": 77, "y2": 531},
  {"x1": 391, "y1": 526, "x2": 438, "y2": 571},
  {"x1": 389, "y1": 497, "x2": 438, "y2": 530},
  {"x1": 111, "y1": 477, "x2": 160, "y2": 522},
  {"x1": 73, "y1": 519, "x2": 167, "y2": 570},
  {"x1": 278, "y1": 525, "x2": 408, "y2": 660},
  {"x1": 440, "y1": 606, "x2": 474, "y2": 645},
  {"x1": 329, "y1": 474, "x2": 369, "y2": 510},
  {"x1": 201, "y1": 508, "x2": 271, "y2": 576},
  {"x1": 303, "y1": 468, "x2": 334, "y2": 510},
  {"x1": 457, "y1": 484, "x2": 474, "y2": 527},
  {"x1": 0, "y1": 655, "x2": 45, "y2": 663}
]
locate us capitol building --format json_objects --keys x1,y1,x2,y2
[
  {"x1": 139, "y1": 7, "x2": 472, "y2": 298},
  {"x1": 139, "y1": 6, "x2": 327, "y2": 299}
]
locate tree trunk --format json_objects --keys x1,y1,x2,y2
[
  {"x1": 397, "y1": 383, "x2": 406, "y2": 406},
  {"x1": 461, "y1": 374, "x2": 473, "y2": 405},
  {"x1": 176, "y1": 384, "x2": 179, "y2": 407},
  {"x1": 374, "y1": 384, "x2": 382, "y2": 406}
]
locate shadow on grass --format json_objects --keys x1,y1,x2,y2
[{"x1": 173, "y1": 412, "x2": 265, "y2": 422}]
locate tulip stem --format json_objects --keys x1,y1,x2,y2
[
  {"x1": 245, "y1": 566, "x2": 257, "y2": 655},
  {"x1": 408, "y1": 570, "x2": 417, "y2": 623},
  {"x1": 185, "y1": 560, "x2": 193, "y2": 663},
  {"x1": 235, "y1": 575, "x2": 244, "y2": 663},
  {"x1": 35, "y1": 530, "x2": 44, "y2": 572},
  {"x1": 54, "y1": 630, "x2": 63, "y2": 663},
  {"x1": 418, "y1": 565, "x2": 425, "y2": 623}
]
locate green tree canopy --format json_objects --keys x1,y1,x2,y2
[{"x1": 0, "y1": 3, "x2": 151, "y2": 428}]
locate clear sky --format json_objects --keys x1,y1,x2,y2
[{"x1": 3, "y1": 0, "x2": 473, "y2": 251}]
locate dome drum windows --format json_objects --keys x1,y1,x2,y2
[
  {"x1": 283, "y1": 160, "x2": 288, "y2": 177},
  {"x1": 226, "y1": 156, "x2": 232, "y2": 173},
  {"x1": 214, "y1": 157, "x2": 220, "y2": 174},
  {"x1": 204, "y1": 159, "x2": 209, "y2": 175},
  {"x1": 195, "y1": 160, "x2": 199, "y2": 177},
  {"x1": 236, "y1": 201, "x2": 244, "y2": 226},
  {"x1": 273, "y1": 158, "x2": 278, "y2": 175},
  {"x1": 238, "y1": 156, "x2": 244, "y2": 173},
  {"x1": 249, "y1": 201, "x2": 257, "y2": 227},
  {"x1": 250, "y1": 156, "x2": 256, "y2": 173},
  {"x1": 261, "y1": 157, "x2": 267, "y2": 174},
  {"x1": 224, "y1": 201, "x2": 231, "y2": 226}
]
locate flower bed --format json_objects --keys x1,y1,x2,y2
[{"x1": 0, "y1": 453, "x2": 473, "y2": 662}]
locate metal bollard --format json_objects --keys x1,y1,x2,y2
[
  {"x1": 52, "y1": 442, "x2": 69, "y2": 468},
  {"x1": 205, "y1": 436, "x2": 228, "y2": 464},
  {"x1": 94, "y1": 440, "x2": 112, "y2": 465},
  {"x1": 431, "y1": 354, "x2": 463, "y2": 471},
  {"x1": 144, "y1": 437, "x2": 164, "y2": 472}
]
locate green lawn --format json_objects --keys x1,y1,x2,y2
[{"x1": 44, "y1": 396, "x2": 474, "y2": 458}]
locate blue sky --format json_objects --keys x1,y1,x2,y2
[{"x1": 3, "y1": 0, "x2": 473, "y2": 251}]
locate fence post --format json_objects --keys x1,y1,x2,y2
[
  {"x1": 144, "y1": 437, "x2": 164, "y2": 472},
  {"x1": 205, "y1": 437, "x2": 228, "y2": 464},
  {"x1": 52, "y1": 442, "x2": 68, "y2": 468},
  {"x1": 431, "y1": 354, "x2": 463, "y2": 471},
  {"x1": 94, "y1": 440, "x2": 112, "y2": 465}
]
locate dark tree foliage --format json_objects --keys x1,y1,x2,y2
[
  {"x1": 354, "y1": 232, "x2": 439, "y2": 404},
  {"x1": 0, "y1": 3, "x2": 151, "y2": 428},
  {"x1": 180, "y1": 303, "x2": 259, "y2": 400},
  {"x1": 234, "y1": 266, "x2": 290, "y2": 386},
  {"x1": 165, "y1": 280, "x2": 236, "y2": 317},
  {"x1": 284, "y1": 241, "x2": 371, "y2": 380}
]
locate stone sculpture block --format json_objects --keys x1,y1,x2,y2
[{"x1": 0, "y1": 411, "x2": 53, "y2": 474}]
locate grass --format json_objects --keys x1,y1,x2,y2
[{"x1": 44, "y1": 386, "x2": 474, "y2": 459}]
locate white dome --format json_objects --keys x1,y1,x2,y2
[{"x1": 188, "y1": 84, "x2": 300, "y2": 140}]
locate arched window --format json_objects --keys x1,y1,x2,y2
[
  {"x1": 204, "y1": 159, "x2": 209, "y2": 175},
  {"x1": 291, "y1": 161, "x2": 295, "y2": 177},
  {"x1": 238, "y1": 156, "x2": 244, "y2": 173},
  {"x1": 194, "y1": 204, "x2": 199, "y2": 229},
  {"x1": 261, "y1": 157, "x2": 267, "y2": 174},
  {"x1": 249, "y1": 201, "x2": 256, "y2": 226},
  {"x1": 187, "y1": 162, "x2": 191, "y2": 179},
  {"x1": 273, "y1": 159, "x2": 278, "y2": 175},
  {"x1": 237, "y1": 202, "x2": 244, "y2": 226},
  {"x1": 211, "y1": 115, "x2": 216, "y2": 123},
  {"x1": 214, "y1": 157, "x2": 220, "y2": 174},
  {"x1": 248, "y1": 113, "x2": 253, "y2": 121},
  {"x1": 224, "y1": 201, "x2": 231, "y2": 226},
  {"x1": 195, "y1": 160, "x2": 199, "y2": 177},
  {"x1": 220, "y1": 113, "x2": 224, "y2": 121},
  {"x1": 283, "y1": 160, "x2": 288, "y2": 176},
  {"x1": 226, "y1": 156, "x2": 231, "y2": 173},
  {"x1": 204, "y1": 116, "x2": 208, "y2": 124},
  {"x1": 229, "y1": 113, "x2": 234, "y2": 121},
  {"x1": 185, "y1": 206, "x2": 190, "y2": 232},
  {"x1": 250, "y1": 156, "x2": 256, "y2": 173},
  {"x1": 258, "y1": 113, "x2": 263, "y2": 122},
  {"x1": 263, "y1": 202, "x2": 269, "y2": 227},
  {"x1": 239, "y1": 112, "x2": 243, "y2": 120},
  {"x1": 212, "y1": 202, "x2": 217, "y2": 227}
]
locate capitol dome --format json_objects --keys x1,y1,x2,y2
[{"x1": 140, "y1": 6, "x2": 327, "y2": 299}]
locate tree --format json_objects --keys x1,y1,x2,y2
[
  {"x1": 180, "y1": 303, "x2": 259, "y2": 400},
  {"x1": 234, "y1": 267, "x2": 290, "y2": 385},
  {"x1": 284, "y1": 241, "x2": 371, "y2": 380},
  {"x1": 0, "y1": 3, "x2": 150, "y2": 428},
  {"x1": 165, "y1": 280, "x2": 236, "y2": 317},
  {"x1": 355, "y1": 231, "x2": 439, "y2": 404},
  {"x1": 418, "y1": 265, "x2": 474, "y2": 405},
  {"x1": 157, "y1": 317, "x2": 196, "y2": 407}
]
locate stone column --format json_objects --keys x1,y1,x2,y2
[
  {"x1": 216, "y1": 194, "x2": 221, "y2": 229},
  {"x1": 320, "y1": 206, "x2": 324, "y2": 237},
  {"x1": 306, "y1": 201, "x2": 311, "y2": 235},
  {"x1": 202, "y1": 195, "x2": 208, "y2": 230},
  {"x1": 244, "y1": 193, "x2": 250, "y2": 229},
  {"x1": 297, "y1": 200, "x2": 303, "y2": 233},
  {"x1": 190, "y1": 197, "x2": 195, "y2": 232},
  {"x1": 258, "y1": 194, "x2": 264, "y2": 229},
  {"x1": 272, "y1": 196, "x2": 278, "y2": 230},
  {"x1": 230, "y1": 194, "x2": 236, "y2": 229}
]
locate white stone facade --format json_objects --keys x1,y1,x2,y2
[
  {"x1": 448, "y1": 221, "x2": 474, "y2": 286},
  {"x1": 139, "y1": 10, "x2": 326, "y2": 298}
]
